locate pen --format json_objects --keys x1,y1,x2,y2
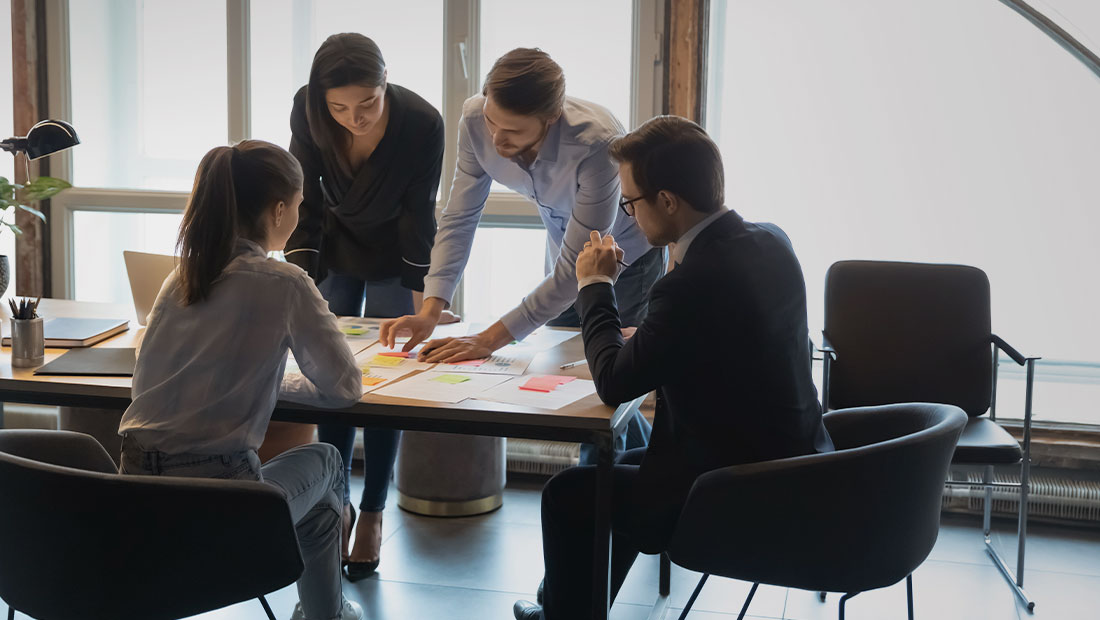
[{"x1": 559, "y1": 359, "x2": 589, "y2": 369}]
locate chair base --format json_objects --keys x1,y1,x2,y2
[{"x1": 986, "y1": 537, "x2": 1036, "y2": 613}]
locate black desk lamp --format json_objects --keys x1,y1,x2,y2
[{"x1": 1, "y1": 119, "x2": 80, "y2": 160}]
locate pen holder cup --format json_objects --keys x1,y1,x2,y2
[{"x1": 11, "y1": 317, "x2": 45, "y2": 368}]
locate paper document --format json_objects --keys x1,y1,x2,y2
[
  {"x1": 358, "y1": 366, "x2": 414, "y2": 393},
  {"x1": 336, "y1": 316, "x2": 381, "y2": 352},
  {"x1": 372, "y1": 371, "x2": 511, "y2": 404},
  {"x1": 474, "y1": 375, "x2": 597, "y2": 410},
  {"x1": 435, "y1": 348, "x2": 534, "y2": 376}
]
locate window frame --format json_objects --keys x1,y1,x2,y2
[{"x1": 43, "y1": 0, "x2": 666, "y2": 313}]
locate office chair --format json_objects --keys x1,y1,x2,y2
[
  {"x1": 0, "y1": 429, "x2": 303, "y2": 620},
  {"x1": 819, "y1": 260, "x2": 1038, "y2": 611},
  {"x1": 649, "y1": 403, "x2": 966, "y2": 620}
]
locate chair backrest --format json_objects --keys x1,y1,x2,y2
[
  {"x1": 0, "y1": 430, "x2": 303, "y2": 620},
  {"x1": 668, "y1": 403, "x2": 967, "y2": 594},
  {"x1": 824, "y1": 260, "x2": 992, "y2": 417}
]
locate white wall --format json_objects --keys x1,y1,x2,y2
[{"x1": 707, "y1": 0, "x2": 1100, "y2": 363}]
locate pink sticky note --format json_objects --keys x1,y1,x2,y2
[{"x1": 520, "y1": 375, "x2": 576, "y2": 392}]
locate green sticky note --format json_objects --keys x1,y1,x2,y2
[{"x1": 431, "y1": 374, "x2": 471, "y2": 385}]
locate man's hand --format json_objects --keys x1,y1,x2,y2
[
  {"x1": 576, "y1": 230, "x2": 624, "y2": 281},
  {"x1": 418, "y1": 335, "x2": 494, "y2": 363},
  {"x1": 380, "y1": 313, "x2": 439, "y2": 352},
  {"x1": 418, "y1": 320, "x2": 515, "y2": 363},
  {"x1": 380, "y1": 297, "x2": 450, "y2": 351}
]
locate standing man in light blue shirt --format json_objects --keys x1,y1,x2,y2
[{"x1": 381, "y1": 48, "x2": 664, "y2": 458}]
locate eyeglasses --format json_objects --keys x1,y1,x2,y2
[{"x1": 619, "y1": 194, "x2": 646, "y2": 217}]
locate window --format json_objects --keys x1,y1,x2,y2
[
  {"x1": 46, "y1": 0, "x2": 663, "y2": 320},
  {"x1": 478, "y1": 0, "x2": 634, "y2": 127},
  {"x1": 68, "y1": 0, "x2": 227, "y2": 191},
  {"x1": 705, "y1": 0, "x2": 1100, "y2": 424},
  {"x1": 249, "y1": 0, "x2": 445, "y2": 149},
  {"x1": 461, "y1": 227, "x2": 547, "y2": 323},
  {"x1": 1, "y1": 0, "x2": 17, "y2": 290},
  {"x1": 71, "y1": 210, "x2": 182, "y2": 303}
]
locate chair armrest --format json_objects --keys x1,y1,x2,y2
[
  {"x1": 991, "y1": 334, "x2": 1039, "y2": 366},
  {"x1": 814, "y1": 332, "x2": 836, "y2": 360}
]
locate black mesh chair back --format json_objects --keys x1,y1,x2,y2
[
  {"x1": 0, "y1": 430, "x2": 303, "y2": 620},
  {"x1": 824, "y1": 260, "x2": 992, "y2": 417}
]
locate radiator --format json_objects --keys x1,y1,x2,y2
[
  {"x1": 507, "y1": 439, "x2": 579, "y2": 476},
  {"x1": 943, "y1": 471, "x2": 1100, "y2": 524}
]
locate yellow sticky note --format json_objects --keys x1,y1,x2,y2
[
  {"x1": 431, "y1": 374, "x2": 471, "y2": 385},
  {"x1": 368, "y1": 355, "x2": 404, "y2": 368},
  {"x1": 362, "y1": 375, "x2": 386, "y2": 387}
]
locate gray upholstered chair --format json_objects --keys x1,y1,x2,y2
[
  {"x1": 654, "y1": 403, "x2": 966, "y2": 620},
  {"x1": 820, "y1": 260, "x2": 1038, "y2": 610},
  {"x1": 0, "y1": 429, "x2": 303, "y2": 620}
]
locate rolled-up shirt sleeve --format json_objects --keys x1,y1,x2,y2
[
  {"x1": 499, "y1": 145, "x2": 620, "y2": 340},
  {"x1": 421, "y1": 114, "x2": 493, "y2": 306}
]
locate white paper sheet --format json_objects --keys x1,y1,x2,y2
[
  {"x1": 357, "y1": 365, "x2": 415, "y2": 393},
  {"x1": 435, "y1": 349, "x2": 535, "y2": 376},
  {"x1": 473, "y1": 375, "x2": 598, "y2": 410},
  {"x1": 372, "y1": 371, "x2": 512, "y2": 404}
]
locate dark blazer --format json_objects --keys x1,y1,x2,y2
[
  {"x1": 576, "y1": 210, "x2": 833, "y2": 552},
  {"x1": 286, "y1": 83, "x2": 444, "y2": 290}
]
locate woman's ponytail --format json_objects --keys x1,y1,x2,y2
[{"x1": 176, "y1": 141, "x2": 302, "y2": 305}]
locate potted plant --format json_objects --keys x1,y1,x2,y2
[{"x1": 0, "y1": 175, "x2": 71, "y2": 296}]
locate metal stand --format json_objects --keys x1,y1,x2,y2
[{"x1": 258, "y1": 596, "x2": 276, "y2": 620}]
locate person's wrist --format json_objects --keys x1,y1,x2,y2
[{"x1": 420, "y1": 297, "x2": 447, "y2": 321}]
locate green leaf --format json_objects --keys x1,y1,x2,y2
[
  {"x1": 17, "y1": 204, "x2": 46, "y2": 222},
  {"x1": 4, "y1": 222, "x2": 23, "y2": 236},
  {"x1": 21, "y1": 176, "x2": 71, "y2": 202}
]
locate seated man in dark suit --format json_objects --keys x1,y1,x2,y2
[{"x1": 513, "y1": 115, "x2": 834, "y2": 620}]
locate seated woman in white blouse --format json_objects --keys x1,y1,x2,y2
[{"x1": 118, "y1": 140, "x2": 365, "y2": 620}]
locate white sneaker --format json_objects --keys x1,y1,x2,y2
[{"x1": 289, "y1": 597, "x2": 364, "y2": 620}]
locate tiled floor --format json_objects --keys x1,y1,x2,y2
[{"x1": 11, "y1": 475, "x2": 1099, "y2": 619}]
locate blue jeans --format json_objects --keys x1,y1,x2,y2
[
  {"x1": 547, "y1": 247, "x2": 666, "y2": 465},
  {"x1": 317, "y1": 273, "x2": 414, "y2": 511},
  {"x1": 120, "y1": 437, "x2": 346, "y2": 620}
]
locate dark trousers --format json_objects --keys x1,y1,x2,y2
[
  {"x1": 541, "y1": 448, "x2": 647, "y2": 619},
  {"x1": 316, "y1": 272, "x2": 414, "y2": 511}
]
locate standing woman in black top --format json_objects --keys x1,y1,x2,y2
[{"x1": 285, "y1": 33, "x2": 447, "y2": 581}]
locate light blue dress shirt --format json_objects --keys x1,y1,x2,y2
[{"x1": 422, "y1": 95, "x2": 652, "y2": 340}]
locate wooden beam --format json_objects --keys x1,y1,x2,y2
[
  {"x1": 10, "y1": 0, "x2": 48, "y2": 297},
  {"x1": 666, "y1": 0, "x2": 707, "y2": 122}
]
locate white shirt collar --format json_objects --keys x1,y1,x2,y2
[{"x1": 671, "y1": 208, "x2": 729, "y2": 265}]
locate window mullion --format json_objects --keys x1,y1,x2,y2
[{"x1": 227, "y1": 0, "x2": 251, "y2": 143}]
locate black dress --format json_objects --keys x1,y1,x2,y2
[{"x1": 286, "y1": 83, "x2": 445, "y2": 291}]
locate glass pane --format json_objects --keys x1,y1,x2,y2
[
  {"x1": 479, "y1": 0, "x2": 633, "y2": 127},
  {"x1": 706, "y1": 0, "x2": 1100, "y2": 423},
  {"x1": 69, "y1": 0, "x2": 227, "y2": 191},
  {"x1": 461, "y1": 227, "x2": 548, "y2": 324},
  {"x1": 0, "y1": 0, "x2": 12, "y2": 185},
  {"x1": 249, "y1": 0, "x2": 444, "y2": 149},
  {"x1": 72, "y1": 210, "x2": 182, "y2": 304},
  {"x1": 2, "y1": 0, "x2": 18, "y2": 291}
]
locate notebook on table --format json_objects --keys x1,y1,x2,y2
[
  {"x1": 34, "y1": 347, "x2": 136, "y2": 376},
  {"x1": 2, "y1": 317, "x2": 130, "y2": 348}
]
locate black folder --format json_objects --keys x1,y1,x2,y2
[{"x1": 34, "y1": 347, "x2": 136, "y2": 377}]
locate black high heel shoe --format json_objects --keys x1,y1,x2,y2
[{"x1": 344, "y1": 512, "x2": 382, "y2": 582}]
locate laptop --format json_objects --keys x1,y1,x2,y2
[{"x1": 123, "y1": 251, "x2": 178, "y2": 326}]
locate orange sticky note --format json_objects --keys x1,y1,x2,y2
[
  {"x1": 362, "y1": 375, "x2": 386, "y2": 387},
  {"x1": 520, "y1": 375, "x2": 576, "y2": 392}
]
